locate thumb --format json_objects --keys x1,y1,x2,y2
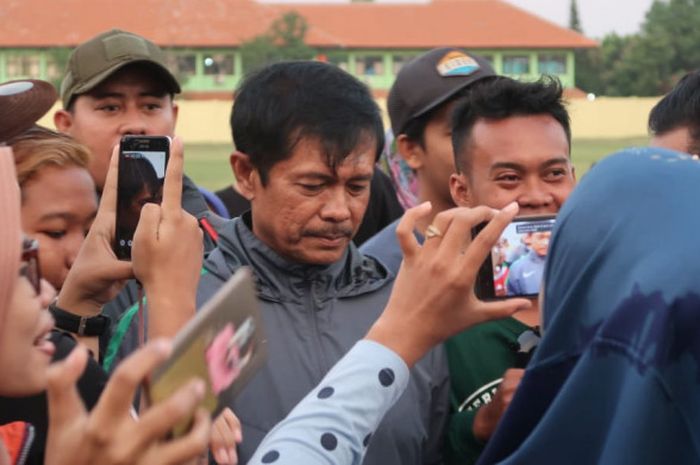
[
  {"x1": 46, "y1": 345, "x2": 89, "y2": 429},
  {"x1": 470, "y1": 298, "x2": 532, "y2": 327},
  {"x1": 97, "y1": 259, "x2": 134, "y2": 283}
]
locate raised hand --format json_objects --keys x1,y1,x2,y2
[
  {"x1": 366, "y1": 202, "x2": 532, "y2": 366},
  {"x1": 131, "y1": 137, "x2": 204, "y2": 339},
  {"x1": 45, "y1": 340, "x2": 211, "y2": 465}
]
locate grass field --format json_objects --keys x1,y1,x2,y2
[{"x1": 184, "y1": 136, "x2": 650, "y2": 191}]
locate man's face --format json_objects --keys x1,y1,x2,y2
[
  {"x1": 451, "y1": 114, "x2": 575, "y2": 215},
  {"x1": 400, "y1": 101, "x2": 458, "y2": 209},
  {"x1": 530, "y1": 231, "x2": 551, "y2": 257},
  {"x1": 650, "y1": 126, "x2": 697, "y2": 155},
  {"x1": 245, "y1": 137, "x2": 375, "y2": 265},
  {"x1": 54, "y1": 65, "x2": 178, "y2": 190}
]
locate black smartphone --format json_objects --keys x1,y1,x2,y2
[
  {"x1": 472, "y1": 215, "x2": 556, "y2": 300},
  {"x1": 114, "y1": 135, "x2": 170, "y2": 260}
]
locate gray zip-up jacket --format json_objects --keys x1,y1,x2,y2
[{"x1": 197, "y1": 213, "x2": 449, "y2": 465}]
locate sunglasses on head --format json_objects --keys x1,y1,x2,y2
[{"x1": 20, "y1": 237, "x2": 41, "y2": 295}]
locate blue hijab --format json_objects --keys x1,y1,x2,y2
[{"x1": 479, "y1": 147, "x2": 700, "y2": 464}]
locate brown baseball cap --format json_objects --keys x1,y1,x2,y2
[
  {"x1": 388, "y1": 48, "x2": 496, "y2": 135},
  {"x1": 0, "y1": 79, "x2": 57, "y2": 142},
  {"x1": 60, "y1": 29, "x2": 181, "y2": 107}
]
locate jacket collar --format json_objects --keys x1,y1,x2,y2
[{"x1": 204, "y1": 212, "x2": 391, "y2": 303}]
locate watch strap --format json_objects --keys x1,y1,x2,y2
[{"x1": 49, "y1": 303, "x2": 110, "y2": 337}]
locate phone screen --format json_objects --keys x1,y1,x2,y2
[
  {"x1": 475, "y1": 215, "x2": 556, "y2": 299},
  {"x1": 115, "y1": 136, "x2": 169, "y2": 260}
]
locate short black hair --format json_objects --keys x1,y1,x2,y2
[
  {"x1": 451, "y1": 76, "x2": 571, "y2": 172},
  {"x1": 648, "y1": 69, "x2": 700, "y2": 153},
  {"x1": 231, "y1": 61, "x2": 384, "y2": 184}
]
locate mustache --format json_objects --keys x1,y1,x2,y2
[{"x1": 303, "y1": 225, "x2": 354, "y2": 239}]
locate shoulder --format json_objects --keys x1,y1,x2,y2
[{"x1": 360, "y1": 218, "x2": 403, "y2": 274}]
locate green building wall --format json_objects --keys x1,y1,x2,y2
[{"x1": 0, "y1": 47, "x2": 577, "y2": 97}]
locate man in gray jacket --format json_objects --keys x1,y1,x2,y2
[{"x1": 197, "y1": 61, "x2": 449, "y2": 464}]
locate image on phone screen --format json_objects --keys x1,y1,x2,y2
[
  {"x1": 474, "y1": 215, "x2": 556, "y2": 299},
  {"x1": 492, "y1": 217, "x2": 555, "y2": 297},
  {"x1": 115, "y1": 138, "x2": 169, "y2": 260}
]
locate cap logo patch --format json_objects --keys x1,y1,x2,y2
[{"x1": 436, "y1": 51, "x2": 480, "y2": 77}]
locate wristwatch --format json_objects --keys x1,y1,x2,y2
[{"x1": 49, "y1": 303, "x2": 110, "y2": 337}]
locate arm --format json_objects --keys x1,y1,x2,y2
[
  {"x1": 248, "y1": 340, "x2": 409, "y2": 465},
  {"x1": 248, "y1": 202, "x2": 532, "y2": 465}
]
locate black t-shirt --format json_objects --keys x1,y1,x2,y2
[
  {"x1": 0, "y1": 330, "x2": 108, "y2": 465},
  {"x1": 215, "y1": 167, "x2": 404, "y2": 246}
]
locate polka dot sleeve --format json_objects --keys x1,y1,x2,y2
[{"x1": 247, "y1": 339, "x2": 410, "y2": 465}]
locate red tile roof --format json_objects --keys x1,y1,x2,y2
[{"x1": 0, "y1": 0, "x2": 596, "y2": 49}]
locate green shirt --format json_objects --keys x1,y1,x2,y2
[{"x1": 444, "y1": 317, "x2": 534, "y2": 465}]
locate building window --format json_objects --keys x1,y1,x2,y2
[
  {"x1": 356, "y1": 55, "x2": 384, "y2": 76},
  {"x1": 6, "y1": 54, "x2": 40, "y2": 78},
  {"x1": 203, "y1": 53, "x2": 235, "y2": 76},
  {"x1": 392, "y1": 54, "x2": 416, "y2": 75},
  {"x1": 503, "y1": 55, "x2": 530, "y2": 75},
  {"x1": 45, "y1": 50, "x2": 70, "y2": 85},
  {"x1": 164, "y1": 51, "x2": 197, "y2": 78},
  {"x1": 325, "y1": 52, "x2": 349, "y2": 71},
  {"x1": 538, "y1": 54, "x2": 567, "y2": 75}
]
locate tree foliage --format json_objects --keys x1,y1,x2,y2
[
  {"x1": 569, "y1": 0, "x2": 582, "y2": 33},
  {"x1": 574, "y1": 0, "x2": 700, "y2": 96},
  {"x1": 239, "y1": 11, "x2": 316, "y2": 73}
]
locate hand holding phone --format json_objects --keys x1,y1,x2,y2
[
  {"x1": 130, "y1": 136, "x2": 204, "y2": 340},
  {"x1": 145, "y1": 268, "x2": 266, "y2": 437},
  {"x1": 473, "y1": 215, "x2": 556, "y2": 300},
  {"x1": 56, "y1": 147, "x2": 135, "y2": 328}
]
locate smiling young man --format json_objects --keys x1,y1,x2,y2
[
  {"x1": 444, "y1": 76, "x2": 576, "y2": 464},
  {"x1": 196, "y1": 61, "x2": 449, "y2": 465}
]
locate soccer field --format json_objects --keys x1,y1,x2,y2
[{"x1": 184, "y1": 136, "x2": 650, "y2": 191}]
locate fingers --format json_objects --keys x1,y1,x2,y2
[
  {"x1": 90, "y1": 339, "x2": 173, "y2": 428},
  {"x1": 132, "y1": 203, "x2": 162, "y2": 252},
  {"x1": 131, "y1": 378, "x2": 206, "y2": 452},
  {"x1": 211, "y1": 408, "x2": 241, "y2": 465},
  {"x1": 156, "y1": 408, "x2": 212, "y2": 465},
  {"x1": 473, "y1": 297, "x2": 532, "y2": 324},
  {"x1": 98, "y1": 147, "x2": 120, "y2": 217},
  {"x1": 395, "y1": 202, "x2": 432, "y2": 261},
  {"x1": 161, "y1": 136, "x2": 184, "y2": 219},
  {"x1": 435, "y1": 206, "x2": 497, "y2": 264},
  {"x1": 420, "y1": 207, "x2": 456, "y2": 254},
  {"x1": 40, "y1": 279, "x2": 57, "y2": 308},
  {"x1": 46, "y1": 345, "x2": 89, "y2": 428}
]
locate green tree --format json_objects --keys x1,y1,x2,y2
[
  {"x1": 569, "y1": 0, "x2": 582, "y2": 32},
  {"x1": 569, "y1": 0, "x2": 601, "y2": 92},
  {"x1": 239, "y1": 11, "x2": 316, "y2": 73},
  {"x1": 600, "y1": 0, "x2": 700, "y2": 95}
]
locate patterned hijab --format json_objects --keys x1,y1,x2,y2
[
  {"x1": 480, "y1": 147, "x2": 700, "y2": 465},
  {"x1": 378, "y1": 129, "x2": 419, "y2": 210}
]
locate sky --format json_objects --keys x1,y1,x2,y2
[
  {"x1": 264, "y1": 0, "x2": 656, "y2": 39},
  {"x1": 503, "y1": 0, "x2": 655, "y2": 38}
]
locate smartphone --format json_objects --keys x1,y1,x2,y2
[
  {"x1": 114, "y1": 136, "x2": 170, "y2": 260},
  {"x1": 145, "y1": 267, "x2": 266, "y2": 437},
  {"x1": 473, "y1": 215, "x2": 556, "y2": 300}
]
